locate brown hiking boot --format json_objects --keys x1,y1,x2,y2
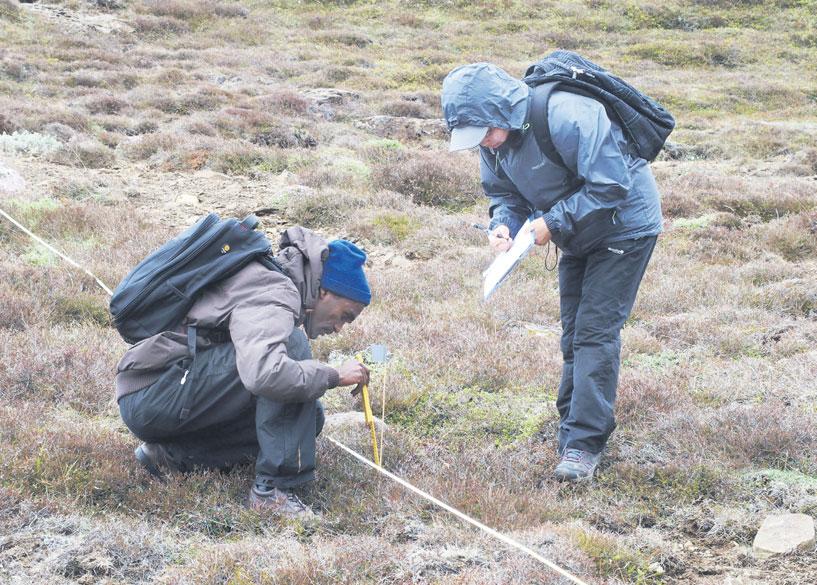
[
  {"x1": 134, "y1": 442, "x2": 182, "y2": 480},
  {"x1": 248, "y1": 485, "x2": 317, "y2": 521},
  {"x1": 553, "y1": 448, "x2": 602, "y2": 482}
]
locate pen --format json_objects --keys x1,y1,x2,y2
[{"x1": 472, "y1": 223, "x2": 510, "y2": 241}]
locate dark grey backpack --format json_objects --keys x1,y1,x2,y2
[
  {"x1": 109, "y1": 213, "x2": 282, "y2": 344},
  {"x1": 523, "y1": 50, "x2": 676, "y2": 170}
]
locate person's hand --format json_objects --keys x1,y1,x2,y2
[
  {"x1": 488, "y1": 225, "x2": 512, "y2": 253},
  {"x1": 531, "y1": 217, "x2": 551, "y2": 246},
  {"x1": 336, "y1": 360, "x2": 370, "y2": 396}
]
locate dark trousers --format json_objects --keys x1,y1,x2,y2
[
  {"x1": 556, "y1": 236, "x2": 657, "y2": 455},
  {"x1": 119, "y1": 329, "x2": 324, "y2": 489}
]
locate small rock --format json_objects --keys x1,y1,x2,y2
[
  {"x1": 175, "y1": 193, "x2": 200, "y2": 206},
  {"x1": 354, "y1": 116, "x2": 448, "y2": 141},
  {"x1": 752, "y1": 513, "x2": 815, "y2": 559},
  {"x1": 0, "y1": 165, "x2": 25, "y2": 195},
  {"x1": 648, "y1": 562, "x2": 665, "y2": 576},
  {"x1": 302, "y1": 88, "x2": 359, "y2": 106},
  {"x1": 324, "y1": 411, "x2": 386, "y2": 432}
]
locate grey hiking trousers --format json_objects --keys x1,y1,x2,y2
[
  {"x1": 556, "y1": 236, "x2": 657, "y2": 455},
  {"x1": 118, "y1": 329, "x2": 324, "y2": 489}
]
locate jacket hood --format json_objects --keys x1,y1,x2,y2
[
  {"x1": 275, "y1": 226, "x2": 328, "y2": 317},
  {"x1": 441, "y1": 63, "x2": 530, "y2": 131}
]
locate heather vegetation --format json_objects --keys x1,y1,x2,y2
[{"x1": 1, "y1": 0, "x2": 816, "y2": 583}]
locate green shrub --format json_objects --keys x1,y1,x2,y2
[
  {"x1": 210, "y1": 145, "x2": 292, "y2": 176},
  {"x1": 139, "y1": 0, "x2": 247, "y2": 20},
  {"x1": 50, "y1": 139, "x2": 115, "y2": 169},
  {"x1": 315, "y1": 31, "x2": 372, "y2": 47},
  {"x1": 371, "y1": 212, "x2": 418, "y2": 241},
  {"x1": 120, "y1": 133, "x2": 176, "y2": 161},
  {"x1": 389, "y1": 64, "x2": 448, "y2": 89},
  {"x1": 359, "y1": 138, "x2": 403, "y2": 161},
  {"x1": 52, "y1": 295, "x2": 110, "y2": 327},
  {"x1": 284, "y1": 188, "x2": 367, "y2": 227},
  {"x1": 751, "y1": 278, "x2": 817, "y2": 318},
  {"x1": 378, "y1": 99, "x2": 433, "y2": 118},
  {"x1": 388, "y1": 387, "x2": 551, "y2": 446},
  {"x1": 251, "y1": 89, "x2": 310, "y2": 115},
  {"x1": 370, "y1": 150, "x2": 481, "y2": 210},
  {"x1": 85, "y1": 94, "x2": 128, "y2": 115},
  {"x1": 354, "y1": 211, "x2": 420, "y2": 244},
  {"x1": 575, "y1": 530, "x2": 663, "y2": 584},
  {"x1": 131, "y1": 15, "x2": 191, "y2": 35},
  {"x1": 759, "y1": 213, "x2": 817, "y2": 261},
  {"x1": 629, "y1": 41, "x2": 748, "y2": 68}
]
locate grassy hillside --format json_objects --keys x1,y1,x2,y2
[{"x1": 1, "y1": 0, "x2": 816, "y2": 583}]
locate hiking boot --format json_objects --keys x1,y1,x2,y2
[
  {"x1": 248, "y1": 485, "x2": 316, "y2": 520},
  {"x1": 554, "y1": 448, "x2": 602, "y2": 482},
  {"x1": 134, "y1": 442, "x2": 182, "y2": 480}
]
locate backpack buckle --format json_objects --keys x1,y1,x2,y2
[{"x1": 570, "y1": 66, "x2": 595, "y2": 79}]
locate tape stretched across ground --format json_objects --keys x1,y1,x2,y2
[{"x1": 0, "y1": 206, "x2": 591, "y2": 585}]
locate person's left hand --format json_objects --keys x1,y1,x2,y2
[{"x1": 531, "y1": 217, "x2": 551, "y2": 246}]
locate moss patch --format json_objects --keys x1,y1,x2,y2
[{"x1": 388, "y1": 386, "x2": 552, "y2": 446}]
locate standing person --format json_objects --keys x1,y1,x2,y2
[
  {"x1": 442, "y1": 63, "x2": 663, "y2": 482},
  {"x1": 115, "y1": 226, "x2": 372, "y2": 518}
]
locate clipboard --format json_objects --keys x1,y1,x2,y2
[{"x1": 482, "y1": 220, "x2": 535, "y2": 300}]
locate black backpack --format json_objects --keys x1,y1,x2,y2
[
  {"x1": 522, "y1": 50, "x2": 675, "y2": 170},
  {"x1": 109, "y1": 213, "x2": 282, "y2": 344}
]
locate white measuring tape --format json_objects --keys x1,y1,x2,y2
[
  {"x1": 327, "y1": 437, "x2": 589, "y2": 584},
  {"x1": 0, "y1": 205, "x2": 590, "y2": 585},
  {"x1": 0, "y1": 207, "x2": 113, "y2": 295}
]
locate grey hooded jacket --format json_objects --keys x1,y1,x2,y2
[
  {"x1": 114, "y1": 226, "x2": 340, "y2": 402},
  {"x1": 442, "y1": 63, "x2": 663, "y2": 255}
]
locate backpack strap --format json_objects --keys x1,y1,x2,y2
[
  {"x1": 257, "y1": 253, "x2": 285, "y2": 274},
  {"x1": 529, "y1": 81, "x2": 568, "y2": 170},
  {"x1": 528, "y1": 82, "x2": 586, "y2": 201}
]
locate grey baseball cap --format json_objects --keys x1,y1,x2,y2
[{"x1": 449, "y1": 125, "x2": 488, "y2": 151}]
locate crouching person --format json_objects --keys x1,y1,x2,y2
[{"x1": 115, "y1": 227, "x2": 371, "y2": 519}]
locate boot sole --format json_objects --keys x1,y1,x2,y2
[{"x1": 553, "y1": 468, "x2": 595, "y2": 482}]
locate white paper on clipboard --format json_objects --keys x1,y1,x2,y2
[{"x1": 482, "y1": 220, "x2": 535, "y2": 300}]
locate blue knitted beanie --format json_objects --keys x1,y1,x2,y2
[{"x1": 321, "y1": 240, "x2": 371, "y2": 305}]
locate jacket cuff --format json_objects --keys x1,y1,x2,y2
[
  {"x1": 326, "y1": 368, "x2": 340, "y2": 389},
  {"x1": 543, "y1": 212, "x2": 560, "y2": 235}
]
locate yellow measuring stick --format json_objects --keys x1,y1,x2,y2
[{"x1": 356, "y1": 353, "x2": 380, "y2": 466}]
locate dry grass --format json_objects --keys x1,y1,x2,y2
[{"x1": 1, "y1": 0, "x2": 816, "y2": 583}]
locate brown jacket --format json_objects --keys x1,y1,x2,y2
[{"x1": 114, "y1": 226, "x2": 340, "y2": 402}]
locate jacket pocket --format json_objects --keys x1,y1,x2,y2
[{"x1": 562, "y1": 208, "x2": 622, "y2": 256}]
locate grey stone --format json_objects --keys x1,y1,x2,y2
[
  {"x1": 0, "y1": 165, "x2": 25, "y2": 195},
  {"x1": 752, "y1": 513, "x2": 815, "y2": 559},
  {"x1": 302, "y1": 88, "x2": 359, "y2": 106},
  {"x1": 354, "y1": 116, "x2": 448, "y2": 140},
  {"x1": 324, "y1": 411, "x2": 386, "y2": 432}
]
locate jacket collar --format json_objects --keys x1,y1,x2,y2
[{"x1": 275, "y1": 226, "x2": 328, "y2": 323}]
